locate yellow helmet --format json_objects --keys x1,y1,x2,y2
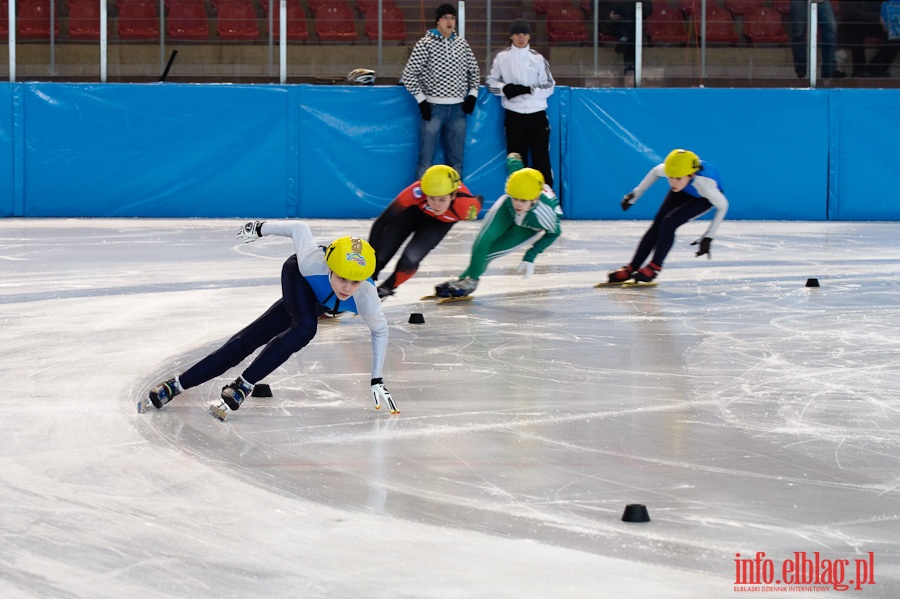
[
  {"x1": 420, "y1": 165, "x2": 461, "y2": 197},
  {"x1": 325, "y1": 236, "x2": 376, "y2": 281},
  {"x1": 663, "y1": 149, "x2": 701, "y2": 178},
  {"x1": 505, "y1": 168, "x2": 544, "y2": 200}
]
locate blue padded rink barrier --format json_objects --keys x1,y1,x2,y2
[{"x1": 2, "y1": 217, "x2": 899, "y2": 598}]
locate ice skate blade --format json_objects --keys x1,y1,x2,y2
[
  {"x1": 137, "y1": 399, "x2": 151, "y2": 414},
  {"x1": 595, "y1": 281, "x2": 658, "y2": 288},
  {"x1": 421, "y1": 294, "x2": 473, "y2": 303},
  {"x1": 208, "y1": 401, "x2": 231, "y2": 422}
]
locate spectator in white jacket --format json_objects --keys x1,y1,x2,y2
[{"x1": 486, "y1": 19, "x2": 556, "y2": 187}]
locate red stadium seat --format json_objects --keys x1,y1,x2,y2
[
  {"x1": 68, "y1": 0, "x2": 102, "y2": 40},
  {"x1": 743, "y1": 6, "x2": 789, "y2": 45},
  {"x1": 314, "y1": 1, "x2": 357, "y2": 42},
  {"x1": 545, "y1": 6, "x2": 590, "y2": 43},
  {"x1": 364, "y1": 2, "x2": 406, "y2": 41},
  {"x1": 646, "y1": 6, "x2": 690, "y2": 45},
  {"x1": 266, "y1": 2, "x2": 309, "y2": 40},
  {"x1": 534, "y1": 0, "x2": 572, "y2": 17},
  {"x1": 696, "y1": 6, "x2": 739, "y2": 45},
  {"x1": 724, "y1": 0, "x2": 765, "y2": 17},
  {"x1": 217, "y1": 3, "x2": 260, "y2": 40},
  {"x1": 117, "y1": 0, "x2": 160, "y2": 40},
  {"x1": 0, "y1": 1, "x2": 7, "y2": 38},
  {"x1": 17, "y1": 0, "x2": 60, "y2": 40},
  {"x1": 167, "y1": 2, "x2": 211, "y2": 40},
  {"x1": 677, "y1": 0, "x2": 699, "y2": 17}
]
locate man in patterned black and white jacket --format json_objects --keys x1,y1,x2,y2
[{"x1": 401, "y1": 3, "x2": 481, "y2": 180}]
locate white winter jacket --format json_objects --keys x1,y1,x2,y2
[{"x1": 486, "y1": 44, "x2": 555, "y2": 114}]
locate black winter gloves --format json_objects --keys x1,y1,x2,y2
[
  {"x1": 462, "y1": 95, "x2": 477, "y2": 114},
  {"x1": 503, "y1": 84, "x2": 531, "y2": 99},
  {"x1": 418, "y1": 100, "x2": 432, "y2": 121}
]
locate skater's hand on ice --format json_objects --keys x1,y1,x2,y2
[
  {"x1": 371, "y1": 378, "x2": 399, "y2": 414},
  {"x1": 621, "y1": 193, "x2": 635, "y2": 211},
  {"x1": 691, "y1": 237, "x2": 712, "y2": 259},
  {"x1": 516, "y1": 261, "x2": 535, "y2": 279},
  {"x1": 237, "y1": 220, "x2": 264, "y2": 243}
]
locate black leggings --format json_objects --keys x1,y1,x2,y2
[
  {"x1": 179, "y1": 255, "x2": 319, "y2": 389},
  {"x1": 371, "y1": 207, "x2": 453, "y2": 290},
  {"x1": 504, "y1": 110, "x2": 553, "y2": 188},
  {"x1": 631, "y1": 191, "x2": 712, "y2": 269}
]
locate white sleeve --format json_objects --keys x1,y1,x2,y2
[
  {"x1": 691, "y1": 176, "x2": 729, "y2": 239},
  {"x1": 260, "y1": 221, "x2": 321, "y2": 263},
  {"x1": 630, "y1": 164, "x2": 666, "y2": 201},
  {"x1": 354, "y1": 283, "x2": 389, "y2": 380}
]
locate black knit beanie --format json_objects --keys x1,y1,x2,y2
[
  {"x1": 509, "y1": 19, "x2": 532, "y2": 36},
  {"x1": 435, "y1": 3, "x2": 457, "y2": 22}
]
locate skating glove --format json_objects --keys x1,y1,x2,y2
[
  {"x1": 419, "y1": 100, "x2": 432, "y2": 121},
  {"x1": 462, "y1": 95, "x2": 477, "y2": 114},
  {"x1": 371, "y1": 377, "x2": 399, "y2": 414},
  {"x1": 691, "y1": 237, "x2": 712, "y2": 259},
  {"x1": 503, "y1": 84, "x2": 531, "y2": 99},
  {"x1": 237, "y1": 220, "x2": 264, "y2": 243},
  {"x1": 516, "y1": 261, "x2": 535, "y2": 279},
  {"x1": 621, "y1": 192, "x2": 635, "y2": 211}
]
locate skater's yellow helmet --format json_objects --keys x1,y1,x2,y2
[
  {"x1": 420, "y1": 165, "x2": 461, "y2": 197},
  {"x1": 506, "y1": 168, "x2": 544, "y2": 201},
  {"x1": 663, "y1": 149, "x2": 701, "y2": 178},
  {"x1": 325, "y1": 236, "x2": 376, "y2": 281}
]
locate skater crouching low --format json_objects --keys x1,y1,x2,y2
[
  {"x1": 368, "y1": 164, "x2": 482, "y2": 299},
  {"x1": 608, "y1": 148, "x2": 729, "y2": 284},
  {"x1": 147, "y1": 220, "x2": 397, "y2": 419},
  {"x1": 436, "y1": 153, "x2": 562, "y2": 297}
]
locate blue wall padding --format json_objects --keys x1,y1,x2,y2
[
  {"x1": 566, "y1": 88, "x2": 830, "y2": 220},
  {"x1": 0, "y1": 82, "x2": 897, "y2": 220},
  {"x1": 19, "y1": 83, "x2": 291, "y2": 217},
  {"x1": 294, "y1": 86, "x2": 561, "y2": 218},
  {"x1": 0, "y1": 85, "x2": 13, "y2": 217},
  {"x1": 829, "y1": 90, "x2": 900, "y2": 220}
]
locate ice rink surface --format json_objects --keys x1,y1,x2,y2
[{"x1": 2, "y1": 218, "x2": 899, "y2": 598}]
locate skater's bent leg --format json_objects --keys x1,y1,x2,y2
[
  {"x1": 179, "y1": 299, "x2": 290, "y2": 390},
  {"x1": 391, "y1": 220, "x2": 453, "y2": 288},
  {"x1": 241, "y1": 257, "x2": 320, "y2": 383},
  {"x1": 649, "y1": 198, "x2": 712, "y2": 267},
  {"x1": 630, "y1": 191, "x2": 688, "y2": 268}
]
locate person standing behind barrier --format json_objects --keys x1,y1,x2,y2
[
  {"x1": 597, "y1": 0, "x2": 653, "y2": 83},
  {"x1": 841, "y1": 0, "x2": 900, "y2": 77},
  {"x1": 486, "y1": 19, "x2": 556, "y2": 188},
  {"x1": 790, "y1": 0, "x2": 847, "y2": 79},
  {"x1": 401, "y1": 3, "x2": 481, "y2": 179}
]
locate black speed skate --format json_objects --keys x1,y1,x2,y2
[
  {"x1": 221, "y1": 377, "x2": 253, "y2": 410},
  {"x1": 632, "y1": 262, "x2": 661, "y2": 283},
  {"x1": 607, "y1": 264, "x2": 634, "y2": 283},
  {"x1": 149, "y1": 378, "x2": 181, "y2": 409}
]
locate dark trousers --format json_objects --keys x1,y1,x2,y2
[
  {"x1": 631, "y1": 191, "x2": 712, "y2": 268},
  {"x1": 179, "y1": 255, "x2": 319, "y2": 389},
  {"x1": 504, "y1": 110, "x2": 553, "y2": 188},
  {"x1": 371, "y1": 207, "x2": 454, "y2": 289},
  {"x1": 841, "y1": 19, "x2": 900, "y2": 74}
]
